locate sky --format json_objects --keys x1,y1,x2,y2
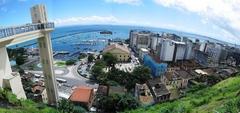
[{"x1": 0, "y1": 0, "x2": 240, "y2": 44}]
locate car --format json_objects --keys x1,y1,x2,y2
[
  {"x1": 34, "y1": 74, "x2": 41, "y2": 78},
  {"x1": 56, "y1": 78, "x2": 67, "y2": 83}
]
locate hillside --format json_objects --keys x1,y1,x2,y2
[
  {"x1": 0, "y1": 89, "x2": 58, "y2": 113},
  {"x1": 125, "y1": 75, "x2": 240, "y2": 113}
]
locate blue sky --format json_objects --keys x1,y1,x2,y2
[{"x1": 0, "y1": 0, "x2": 240, "y2": 44}]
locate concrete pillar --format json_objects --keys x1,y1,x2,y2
[
  {"x1": 38, "y1": 34, "x2": 58, "y2": 105},
  {"x1": 0, "y1": 46, "x2": 26, "y2": 99},
  {"x1": 31, "y1": 4, "x2": 58, "y2": 105},
  {"x1": 0, "y1": 46, "x2": 12, "y2": 87}
]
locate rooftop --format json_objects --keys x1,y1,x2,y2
[
  {"x1": 69, "y1": 86, "x2": 93, "y2": 103},
  {"x1": 103, "y1": 44, "x2": 130, "y2": 54},
  {"x1": 148, "y1": 79, "x2": 170, "y2": 96},
  {"x1": 109, "y1": 86, "x2": 126, "y2": 95},
  {"x1": 166, "y1": 70, "x2": 193, "y2": 81}
]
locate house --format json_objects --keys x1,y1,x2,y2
[
  {"x1": 164, "y1": 70, "x2": 193, "y2": 89},
  {"x1": 31, "y1": 85, "x2": 48, "y2": 103},
  {"x1": 108, "y1": 86, "x2": 127, "y2": 95},
  {"x1": 69, "y1": 86, "x2": 94, "y2": 110},
  {"x1": 147, "y1": 78, "x2": 170, "y2": 103},
  {"x1": 102, "y1": 44, "x2": 130, "y2": 62},
  {"x1": 96, "y1": 85, "x2": 108, "y2": 96},
  {"x1": 139, "y1": 48, "x2": 149, "y2": 60},
  {"x1": 135, "y1": 83, "x2": 154, "y2": 105}
]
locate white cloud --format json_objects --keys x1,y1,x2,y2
[
  {"x1": 153, "y1": 0, "x2": 240, "y2": 43},
  {"x1": 54, "y1": 15, "x2": 139, "y2": 26},
  {"x1": 105, "y1": 0, "x2": 142, "y2": 5}
]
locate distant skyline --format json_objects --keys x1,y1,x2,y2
[{"x1": 0, "y1": 0, "x2": 240, "y2": 44}]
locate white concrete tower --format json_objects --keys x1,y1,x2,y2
[{"x1": 31, "y1": 4, "x2": 58, "y2": 105}]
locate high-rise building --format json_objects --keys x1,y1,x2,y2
[
  {"x1": 159, "y1": 39, "x2": 175, "y2": 62},
  {"x1": 194, "y1": 41, "x2": 222, "y2": 67},
  {"x1": 173, "y1": 41, "x2": 186, "y2": 61},
  {"x1": 150, "y1": 33, "x2": 160, "y2": 51}
]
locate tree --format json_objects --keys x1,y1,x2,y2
[
  {"x1": 91, "y1": 65, "x2": 104, "y2": 80},
  {"x1": 78, "y1": 53, "x2": 87, "y2": 60},
  {"x1": 91, "y1": 60, "x2": 106, "y2": 80},
  {"x1": 16, "y1": 55, "x2": 26, "y2": 66},
  {"x1": 102, "y1": 52, "x2": 117, "y2": 68},
  {"x1": 18, "y1": 68, "x2": 25, "y2": 75},
  {"x1": 87, "y1": 54, "x2": 95, "y2": 63},
  {"x1": 58, "y1": 99, "x2": 74, "y2": 113},
  {"x1": 66, "y1": 59, "x2": 76, "y2": 65},
  {"x1": 132, "y1": 66, "x2": 151, "y2": 84},
  {"x1": 97, "y1": 94, "x2": 140, "y2": 112}
]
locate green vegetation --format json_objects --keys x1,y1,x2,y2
[
  {"x1": 0, "y1": 89, "x2": 58, "y2": 113},
  {"x1": 78, "y1": 53, "x2": 87, "y2": 60},
  {"x1": 102, "y1": 52, "x2": 117, "y2": 68},
  {"x1": 0, "y1": 90, "x2": 88, "y2": 113},
  {"x1": 65, "y1": 59, "x2": 76, "y2": 65},
  {"x1": 58, "y1": 99, "x2": 86, "y2": 113},
  {"x1": 96, "y1": 93, "x2": 140, "y2": 112},
  {"x1": 87, "y1": 54, "x2": 95, "y2": 63},
  {"x1": 55, "y1": 61, "x2": 66, "y2": 67},
  {"x1": 125, "y1": 74, "x2": 240, "y2": 113},
  {"x1": 16, "y1": 55, "x2": 27, "y2": 65},
  {"x1": 7, "y1": 48, "x2": 27, "y2": 66},
  {"x1": 91, "y1": 58, "x2": 151, "y2": 90}
]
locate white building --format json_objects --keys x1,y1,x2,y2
[
  {"x1": 184, "y1": 40, "x2": 194, "y2": 60},
  {"x1": 136, "y1": 33, "x2": 151, "y2": 49},
  {"x1": 129, "y1": 30, "x2": 138, "y2": 48},
  {"x1": 159, "y1": 39, "x2": 175, "y2": 62},
  {"x1": 174, "y1": 41, "x2": 186, "y2": 61},
  {"x1": 139, "y1": 48, "x2": 150, "y2": 60},
  {"x1": 150, "y1": 34, "x2": 160, "y2": 51}
]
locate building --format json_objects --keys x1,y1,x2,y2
[
  {"x1": 96, "y1": 85, "x2": 108, "y2": 96},
  {"x1": 130, "y1": 30, "x2": 157, "y2": 51},
  {"x1": 150, "y1": 33, "x2": 160, "y2": 51},
  {"x1": 129, "y1": 30, "x2": 138, "y2": 48},
  {"x1": 108, "y1": 86, "x2": 127, "y2": 95},
  {"x1": 139, "y1": 48, "x2": 149, "y2": 60},
  {"x1": 31, "y1": 85, "x2": 48, "y2": 103},
  {"x1": 183, "y1": 38, "x2": 194, "y2": 60},
  {"x1": 173, "y1": 41, "x2": 186, "y2": 61},
  {"x1": 135, "y1": 83, "x2": 154, "y2": 105},
  {"x1": 147, "y1": 78, "x2": 170, "y2": 103},
  {"x1": 159, "y1": 39, "x2": 175, "y2": 62},
  {"x1": 158, "y1": 39, "x2": 187, "y2": 62},
  {"x1": 102, "y1": 44, "x2": 130, "y2": 62},
  {"x1": 143, "y1": 54, "x2": 168, "y2": 77},
  {"x1": 164, "y1": 70, "x2": 193, "y2": 89},
  {"x1": 69, "y1": 86, "x2": 94, "y2": 110},
  {"x1": 136, "y1": 31, "x2": 151, "y2": 50},
  {"x1": 161, "y1": 33, "x2": 181, "y2": 41},
  {"x1": 195, "y1": 41, "x2": 222, "y2": 67}
]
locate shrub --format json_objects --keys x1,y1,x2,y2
[{"x1": 66, "y1": 59, "x2": 76, "y2": 65}]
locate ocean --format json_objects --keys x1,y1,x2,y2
[{"x1": 9, "y1": 25, "x2": 230, "y2": 55}]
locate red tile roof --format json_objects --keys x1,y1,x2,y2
[{"x1": 69, "y1": 86, "x2": 93, "y2": 103}]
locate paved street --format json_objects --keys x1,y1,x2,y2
[{"x1": 27, "y1": 60, "x2": 99, "y2": 98}]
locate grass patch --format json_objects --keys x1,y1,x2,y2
[{"x1": 54, "y1": 61, "x2": 66, "y2": 67}]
